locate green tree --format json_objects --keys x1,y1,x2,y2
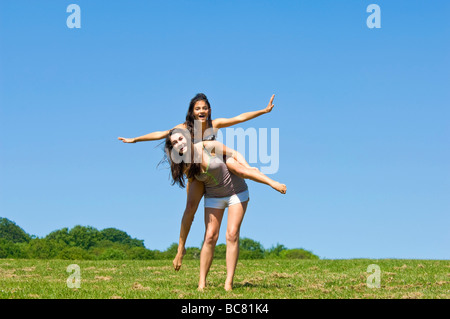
[
  {"x1": 185, "y1": 247, "x2": 201, "y2": 260},
  {"x1": 100, "y1": 228, "x2": 145, "y2": 248},
  {"x1": 57, "y1": 246, "x2": 93, "y2": 260},
  {"x1": 0, "y1": 239, "x2": 27, "y2": 258},
  {"x1": 239, "y1": 238, "x2": 265, "y2": 259},
  {"x1": 25, "y1": 238, "x2": 66, "y2": 259},
  {"x1": 280, "y1": 248, "x2": 319, "y2": 260},
  {"x1": 266, "y1": 243, "x2": 287, "y2": 258},
  {"x1": 0, "y1": 217, "x2": 31, "y2": 243},
  {"x1": 68, "y1": 225, "x2": 102, "y2": 250},
  {"x1": 214, "y1": 244, "x2": 227, "y2": 259},
  {"x1": 162, "y1": 243, "x2": 179, "y2": 259},
  {"x1": 128, "y1": 246, "x2": 156, "y2": 260},
  {"x1": 99, "y1": 248, "x2": 127, "y2": 260},
  {"x1": 45, "y1": 228, "x2": 71, "y2": 245}
]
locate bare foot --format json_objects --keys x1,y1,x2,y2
[
  {"x1": 198, "y1": 282, "x2": 206, "y2": 291},
  {"x1": 172, "y1": 248, "x2": 186, "y2": 271},
  {"x1": 271, "y1": 182, "x2": 287, "y2": 194},
  {"x1": 224, "y1": 281, "x2": 233, "y2": 291}
]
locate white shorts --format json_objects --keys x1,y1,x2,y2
[{"x1": 204, "y1": 190, "x2": 250, "y2": 209}]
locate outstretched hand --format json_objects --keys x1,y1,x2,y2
[
  {"x1": 118, "y1": 137, "x2": 136, "y2": 143},
  {"x1": 265, "y1": 94, "x2": 275, "y2": 113}
]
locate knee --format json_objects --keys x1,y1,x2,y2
[
  {"x1": 229, "y1": 165, "x2": 249, "y2": 179},
  {"x1": 226, "y1": 228, "x2": 239, "y2": 244},
  {"x1": 204, "y1": 230, "x2": 219, "y2": 246}
]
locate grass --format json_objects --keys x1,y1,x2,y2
[{"x1": 0, "y1": 259, "x2": 449, "y2": 299}]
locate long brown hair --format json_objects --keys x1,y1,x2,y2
[{"x1": 163, "y1": 128, "x2": 202, "y2": 188}]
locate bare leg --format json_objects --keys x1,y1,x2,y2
[
  {"x1": 224, "y1": 200, "x2": 248, "y2": 291},
  {"x1": 198, "y1": 207, "x2": 225, "y2": 290},
  {"x1": 226, "y1": 158, "x2": 286, "y2": 194},
  {"x1": 173, "y1": 179, "x2": 205, "y2": 271}
]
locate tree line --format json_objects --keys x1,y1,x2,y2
[{"x1": 0, "y1": 217, "x2": 319, "y2": 260}]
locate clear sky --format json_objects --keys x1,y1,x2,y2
[{"x1": 1, "y1": 0, "x2": 449, "y2": 259}]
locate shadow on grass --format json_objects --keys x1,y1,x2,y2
[{"x1": 233, "y1": 281, "x2": 284, "y2": 290}]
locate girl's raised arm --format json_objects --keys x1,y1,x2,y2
[
  {"x1": 212, "y1": 94, "x2": 275, "y2": 129},
  {"x1": 118, "y1": 123, "x2": 186, "y2": 143}
]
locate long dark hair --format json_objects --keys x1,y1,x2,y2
[
  {"x1": 163, "y1": 128, "x2": 202, "y2": 188},
  {"x1": 185, "y1": 93, "x2": 213, "y2": 137}
]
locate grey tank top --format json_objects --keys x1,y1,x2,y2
[{"x1": 195, "y1": 144, "x2": 248, "y2": 198}]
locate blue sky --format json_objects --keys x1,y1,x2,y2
[{"x1": 0, "y1": 0, "x2": 449, "y2": 259}]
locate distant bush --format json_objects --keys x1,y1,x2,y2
[
  {"x1": 57, "y1": 246, "x2": 92, "y2": 260},
  {"x1": 280, "y1": 248, "x2": 319, "y2": 260},
  {"x1": 99, "y1": 248, "x2": 127, "y2": 260},
  {"x1": 265, "y1": 244, "x2": 319, "y2": 260},
  {"x1": 0, "y1": 217, "x2": 319, "y2": 260},
  {"x1": 239, "y1": 238, "x2": 265, "y2": 259},
  {"x1": 214, "y1": 244, "x2": 227, "y2": 259},
  {"x1": 0, "y1": 218, "x2": 31, "y2": 243},
  {"x1": 266, "y1": 244, "x2": 288, "y2": 258},
  {"x1": 25, "y1": 238, "x2": 65, "y2": 259},
  {"x1": 0, "y1": 239, "x2": 27, "y2": 258},
  {"x1": 101, "y1": 228, "x2": 145, "y2": 248},
  {"x1": 185, "y1": 247, "x2": 201, "y2": 260},
  {"x1": 127, "y1": 246, "x2": 157, "y2": 260}
]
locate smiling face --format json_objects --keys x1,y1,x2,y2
[
  {"x1": 170, "y1": 132, "x2": 188, "y2": 155},
  {"x1": 193, "y1": 100, "x2": 210, "y2": 122},
  {"x1": 164, "y1": 128, "x2": 202, "y2": 188}
]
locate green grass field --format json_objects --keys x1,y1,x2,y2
[{"x1": 0, "y1": 259, "x2": 448, "y2": 299}]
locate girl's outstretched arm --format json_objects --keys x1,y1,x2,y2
[
  {"x1": 212, "y1": 94, "x2": 275, "y2": 129},
  {"x1": 118, "y1": 123, "x2": 186, "y2": 143}
]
